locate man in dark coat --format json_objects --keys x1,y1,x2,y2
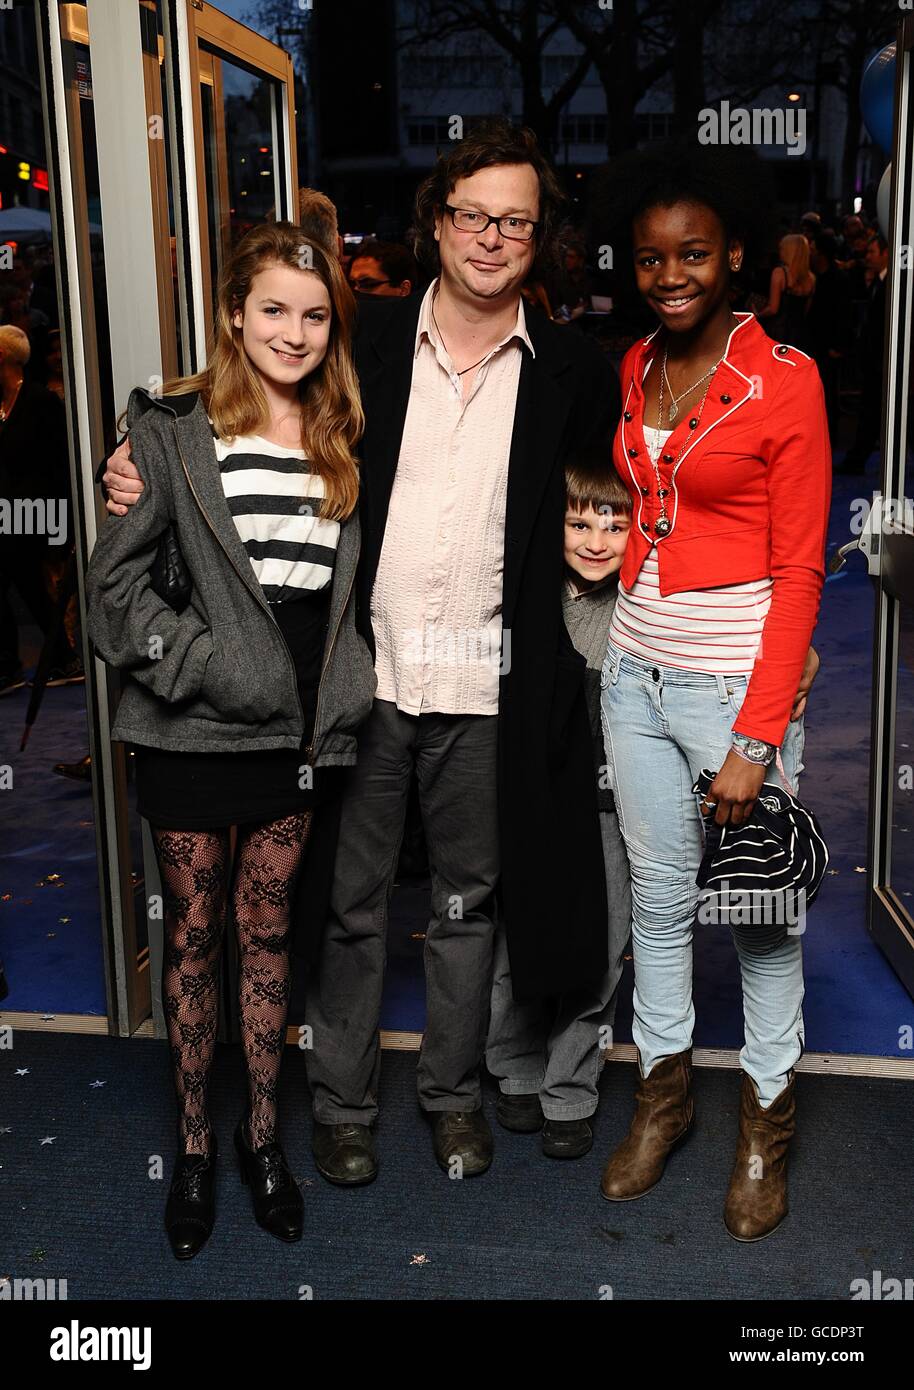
[{"x1": 303, "y1": 122, "x2": 620, "y2": 1182}]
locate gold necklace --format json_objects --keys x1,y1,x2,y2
[
  {"x1": 661, "y1": 351, "x2": 718, "y2": 423},
  {"x1": 648, "y1": 373, "x2": 716, "y2": 537},
  {"x1": 0, "y1": 376, "x2": 23, "y2": 424}
]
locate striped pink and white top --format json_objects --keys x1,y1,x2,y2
[{"x1": 608, "y1": 425, "x2": 773, "y2": 674}]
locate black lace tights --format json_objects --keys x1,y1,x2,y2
[{"x1": 152, "y1": 811, "x2": 312, "y2": 1156}]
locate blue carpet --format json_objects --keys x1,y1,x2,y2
[
  {"x1": 1, "y1": 1032, "x2": 911, "y2": 1300},
  {"x1": 0, "y1": 677, "x2": 106, "y2": 1015}
]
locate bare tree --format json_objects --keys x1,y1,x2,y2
[
  {"x1": 401, "y1": 0, "x2": 777, "y2": 157},
  {"x1": 398, "y1": 0, "x2": 594, "y2": 156},
  {"x1": 808, "y1": 0, "x2": 900, "y2": 196}
]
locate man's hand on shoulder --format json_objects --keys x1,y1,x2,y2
[{"x1": 103, "y1": 437, "x2": 144, "y2": 515}]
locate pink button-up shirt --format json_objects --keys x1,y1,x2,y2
[{"x1": 370, "y1": 278, "x2": 533, "y2": 715}]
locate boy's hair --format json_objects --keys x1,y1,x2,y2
[{"x1": 565, "y1": 448, "x2": 632, "y2": 520}]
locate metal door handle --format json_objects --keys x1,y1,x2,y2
[
  {"x1": 829, "y1": 496, "x2": 886, "y2": 577},
  {"x1": 829, "y1": 539, "x2": 863, "y2": 574}
]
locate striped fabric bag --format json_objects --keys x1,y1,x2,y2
[{"x1": 692, "y1": 768, "x2": 829, "y2": 931}]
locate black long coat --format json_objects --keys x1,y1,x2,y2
[{"x1": 339, "y1": 292, "x2": 622, "y2": 999}]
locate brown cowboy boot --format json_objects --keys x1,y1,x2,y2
[
  {"x1": 724, "y1": 1071, "x2": 796, "y2": 1241},
  {"x1": 600, "y1": 1049, "x2": 694, "y2": 1201}
]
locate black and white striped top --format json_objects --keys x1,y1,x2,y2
[{"x1": 213, "y1": 430, "x2": 339, "y2": 603}]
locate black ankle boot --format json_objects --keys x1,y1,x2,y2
[
  {"x1": 234, "y1": 1118, "x2": 303, "y2": 1242},
  {"x1": 164, "y1": 1132, "x2": 217, "y2": 1260}
]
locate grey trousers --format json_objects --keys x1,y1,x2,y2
[
  {"x1": 305, "y1": 698, "x2": 499, "y2": 1124},
  {"x1": 486, "y1": 809, "x2": 632, "y2": 1120}
]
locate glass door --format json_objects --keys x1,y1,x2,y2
[
  {"x1": 184, "y1": 1, "x2": 298, "y2": 357},
  {"x1": 868, "y1": 14, "x2": 914, "y2": 996}
]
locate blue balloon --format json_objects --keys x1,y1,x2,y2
[{"x1": 861, "y1": 43, "x2": 896, "y2": 154}]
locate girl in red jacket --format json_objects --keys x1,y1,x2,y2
[{"x1": 591, "y1": 143, "x2": 831, "y2": 1240}]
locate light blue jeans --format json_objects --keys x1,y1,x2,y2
[{"x1": 599, "y1": 641, "x2": 807, "y2": 1107}]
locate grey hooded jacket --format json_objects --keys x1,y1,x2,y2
[{"x1": 85, "y1": 387, "x2": 376, "y2": 763}]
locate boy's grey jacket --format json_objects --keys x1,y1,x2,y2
[
  {"x1": 562, "y1": 576, "x2": 618, "y2": 813},
  {"x1": 85, "y1": 387, "x2": 376, "y2": 763}
]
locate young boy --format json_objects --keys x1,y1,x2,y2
[{"x1": 486, "y1": 454, "x2": 634, "y2": 1157}]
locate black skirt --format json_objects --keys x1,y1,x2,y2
[{"x1": 133, "y1": 590, "x2": 344, "y2": 829}]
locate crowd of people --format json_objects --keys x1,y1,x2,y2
[
  {"x1": 84, "y1": 120, "x2": 832, "y2": 1263},
  {"x1": 753, "y1": 210, "x2": 889, "y2": 471},
  {"x1": 0, "y1": 247, "x2": 82, "y2": 701}
]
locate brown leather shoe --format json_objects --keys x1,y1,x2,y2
[
  {"x1": 724, "y1": 1071, "x2": 796, "y2": 1241},
  {"x1": 431, "y1": 1109, "x2": 493, "y2": 1177},
  {"x1": 600, "y1": 1049, "x2": 694, "y2": 1201}
]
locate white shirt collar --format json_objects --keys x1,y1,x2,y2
[{"x1": 414, "y1": 276, "x2": 535, "y2": 362}]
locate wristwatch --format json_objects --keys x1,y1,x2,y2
[{"x1": 731, "y1": 732, "x2": 776, "y2": 765}]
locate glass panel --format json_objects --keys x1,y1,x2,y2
[
  {"x1": 200, "y1": 45, "x2": 281, "y2": 303},
  {"x1": 141, "y1": 0, "x2": 183, "y2": 380},
  {"x1": 40, "y1": 0, "x2": 154, "y2": 1017},
  {"x1": 891, "y1": 605, "x2": 914, "y2": 909},
  {"x1": 0, "y1": 3, "x2": 112, "y2": 1016}
]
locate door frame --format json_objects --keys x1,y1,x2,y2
[
  {"x1": 34, "y1": 0, "x2": 301, "y2": 1037},
  {"x1": 181, "y1": 0, "x2": 298, "y2": 360},
  {"x1": 867, "y1": 13, "x2": 914, "y2": 995}
]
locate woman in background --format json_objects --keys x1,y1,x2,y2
[{"x1": 758, "y1": 232, "x2": 816, "y2": 352}]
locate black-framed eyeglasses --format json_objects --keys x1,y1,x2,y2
[
  {"x1": 444, "y1": 204, "x2": 539, "y2": 242},
  {"x1": 349, "y1": 276, "x2": 391, "y2": 291}
]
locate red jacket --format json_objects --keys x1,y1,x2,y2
[{"x1": 614, "y1": 312, "x2": 832, "y2": 747}]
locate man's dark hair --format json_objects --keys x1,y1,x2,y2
[
  {"x1": 867, "y1": 231, "x2": 889, "y2": 253},
  {"x1": 587, "y1": 138, "x2": 779, "y2": 277},
  {"x1": 350, "y1": 239, "x2": 418, "y2": 290},
  {"x1": 409, "y1": 118, "x2": 566, "y2": 278}
]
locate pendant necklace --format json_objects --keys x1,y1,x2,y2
[
  {"x1": 662, "y1": 351, "x2": 718, "y2": 423},
  {"x1": 649, "y1": 355, "x2": 716, "y2": 537}
]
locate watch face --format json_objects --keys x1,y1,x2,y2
[{"x1": 735, "y1": 734, "x2": 773, "y2": 761}]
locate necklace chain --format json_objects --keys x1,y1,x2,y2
[
  {"x1": 0, "y1": 376, "x2": 23, "y2": 424},
  {"x1": 647, "y1": 348, "x2": 722, "y2": 533},
  {"x1": 431, "y1": 293, "x2": 500, "y2": 378},
  {"x1": 660, "y1": 350, "x2": 718, "y2": 425}
]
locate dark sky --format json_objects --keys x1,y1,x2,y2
[{"x1": 213, "y1": 0, "x2": 265, "y2": 33}]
